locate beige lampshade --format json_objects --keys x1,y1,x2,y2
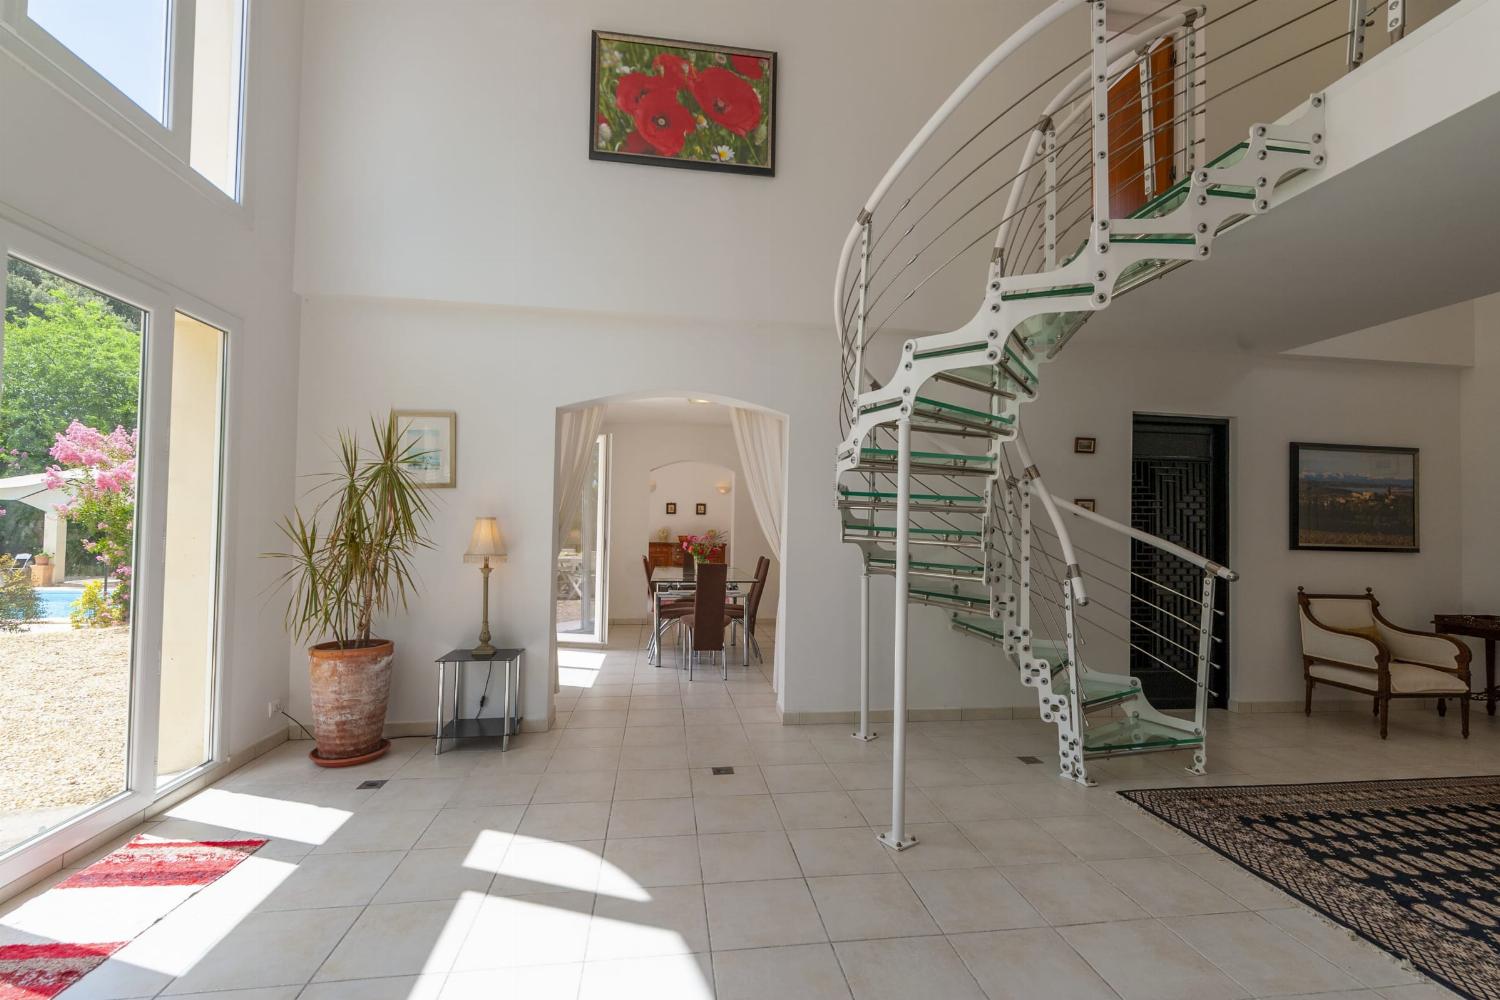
[{"x1": 464, "y1": 516, "x2": 507, "y2": 562}]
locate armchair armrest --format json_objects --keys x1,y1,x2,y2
[
  {"x1": 1301, "y1": 614, "x2": 1384, "y2": 670},
  {"x1": 1378, "y1": 626, "x2": 1469, "y2": 673}
]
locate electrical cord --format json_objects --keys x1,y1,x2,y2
[{"x1": 280, "y1": 710, "x2": 315, "y2": 741}]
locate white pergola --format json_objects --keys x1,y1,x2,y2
[{"x1": 0, "y1": 470, "x2": 80, "y2": 584}]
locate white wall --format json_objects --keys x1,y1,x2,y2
[
  {"x1": 1, "y1": 3, "x2": 307, "y2": 757},
  {"x1": 1460, "y1": 293, "x2": 1500, "y2": 617},
  {"x1": 650, "y1": 463, "x2": 734, "y2": 542},
  {"x1": 602, "y1": 418, "x2": 780, "y2": 625}
]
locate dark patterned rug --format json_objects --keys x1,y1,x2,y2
[{"x1": 1121, "y1": 776, "x2": 1500, "y2": 1000}]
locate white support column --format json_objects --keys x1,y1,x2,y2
[
  {"x1": 1089, "y1": 0, "x2": 1112, "y2": 288},
  {"x1": 853, "y1": 567, "x2": 876, "y2": 741},
  {"x1": 42, "y1": 513, "x2": 66, "y2": 585},
  {"x1": 1188, "y1": 571, "x2": 1215, "y2": 775},
  {"x1": 878, "y1": 416, "x2": 916, "y2": 851},
  {"x1": 1043, "y1": 119, "x2": 1058, "y2": 271}
]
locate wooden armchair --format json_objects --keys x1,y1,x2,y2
[{"x1": 1297, "y1": 587, "x2": 1471, "y2": 738}]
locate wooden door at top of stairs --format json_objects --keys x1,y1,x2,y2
[
  {"x1": 1108, "y1": 38, "x2": 1176, "y2": 219},
  {"x1": 1130, "y1": 416, "x2": 1229, "y2": 710}
]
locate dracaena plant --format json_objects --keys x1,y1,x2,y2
[{"x1": 269, "y1": 413, "x2": 435, "y2": 647}]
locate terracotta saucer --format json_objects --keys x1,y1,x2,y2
[{"x1": 308, "y1": 738, "x2": 391, "y2": 768}]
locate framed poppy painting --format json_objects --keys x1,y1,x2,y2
[{"x1": 590, "y1": 31, "x2": 776, "y2": 176}]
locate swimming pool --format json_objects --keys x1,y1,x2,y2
[{"x1": 37, "y1": 588, "x2": 83, "y2": 620}]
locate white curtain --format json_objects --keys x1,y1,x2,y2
[
  {"x1": 730, "y1": 408, "x2": 786, "y2": 556},
  {"x1": 555, "y1": 405, "x2": 606, "y2": 550}
]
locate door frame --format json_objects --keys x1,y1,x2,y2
[{"x1": 1130, "y1": 412, "x2": 1231, "y2": 709}]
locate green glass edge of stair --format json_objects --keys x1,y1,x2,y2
[
  {"x1": 915, "y1": 396, "x2": 1015, "y2": 425},
  {"x1": 869, "y1": 557, "x2": 983, "y2": 573},
  {"x1": 842, "y1": 522, "x2": 981, "y2": 537},
  {"x1": 860, "y1": 448, "x2": 994, "y2": 463},
  {"x1": 839, "y1": 487, "x2": 983, "y2": 503}
]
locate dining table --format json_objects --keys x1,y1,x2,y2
[{"x1": 651, "y1": 563, "x2": 758, "y2": 667}]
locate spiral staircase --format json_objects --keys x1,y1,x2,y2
[{"x1": 834, "y1": 0, "x2": 1405, "y2": 850}]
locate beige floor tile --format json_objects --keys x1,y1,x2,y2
[
  {"x1": 606, "y1": 796, "x2": 697, "y2": 839},
  {"x1": 958, "y1": 818, "x2": 1074, "y2": 866},
  {"x1": 1259, "y1": 906, "x2": 1424, "y2": 988},
  {"x1": 531, "y1": 770, "x2": 617, "y2": 804},
  {"x1": 616, "y1": 745, "x2": 689, "y2": 770},
  {"x1": 1090, "y1": 857, "x2": 1244, "y2": 917},
  {"x1": 491, "y1": 838, "x2": 603, "y2": 895},
  {"x1": 690, "y1": 766, "x2": 768, "y2": 797},
  {"x1": 452, "y1": 890, "x2": 594, "y2": 970},
  {"x1": 587, "y1": 883, "x2": 708, "y2": 960},
  {"x1": 713, "y1": 942, "x2": 852, "y2": 1000},
  {"x1": 1034, "y1": 815, "x2": 1164, "y2": 861},
  {"x1": 600, "y1": 834, "x2": 701, "y2": 888},
  {"x1": 622, "y1": 725, "x2": 687, "y2": 747},
  {"x1": 1172, "y1": 852, "x2": 1295, "y2": 909},
  {"x1": 847, "y1": 786, "x2": 944, "y2": 827},
  {"x1": 705, "y1": 877, "x2": 828, "y2": 950},
  {"x1": 373, "y1": 847, "x2": 495, "y2": 904},
  {"x1": 414, "y1": 806, "x2": 525, "y2": 850},
  {"x1": 833, "y1": 936, "x2": 985, "y2": 1000},
  {"x1": 517, "y1": 801, "x2": 611, "y2": 841},
  {"x1": 313, "y1": 809, "x2": 438, "y2": 855},
  {"x1": 544, "y1": 748, "x2": 621, "y2": 773},
  {"x1": 905, "y1": 867, "x2": 1045, "y2": 933},
  {"x1": 258, "y1": 851, "x2": 404, "y2": 911},
  {"x1": 773, "y1": 790, "x2": 867, "y2": 830},
  {"x1": 1059, "y1": 918, "x2": 1249, "y2": 1000},
  {"x1": 1163, "y1": 911, "x2": 1363, "y2": 996},
  {"x1": 1004, "y1": 863, "x2": 1148, "y2": 925},
  {"x1": 808, "y1": 873, "x2": 938, "y2": 941},
  {"x1": 751, "y1": 741, "x2": 827, "y2": 765},
  {"x1": 923, "y1": 784, "x2": 1022, "y2": 822},
  {"x1": 788, "y1": 827, "x2": 898, "y2": 876},
  {"x1": 301, "y1": 975, "x2": 444, "y2": 1000},
  {"x1": 694, "y1": 793, "x2": 783, "y2": 834},
  {"x1": 441, "y1": 965, "x2": 581, "y2": 1000},
  {"x1": 310, "y1": 899, "x2": 475, "y2": 983},
  {"x1": 612, "y1": 767, "x2": 691, "y2": 799},
  {"x1": 158, "y1": 907, "x2": 360, "y2": 993},
  {"x1": 444, "y1": 773, "x2": 539, "y2": 808},
  {"x1": 698, "y1": 831, "x2": 802, "y2": 883},
  {"x1": 577, "y1": 952, "x2": 714, "y2": 1000},
  {"x1": 950, "y1": 927, "x2": 1118, "y2": 1000},
  {"x1": 889, "y1": 822, "x2": 989, "y2": 872},
  {"x1": 762, "y1": 763, "x2": 841, "y2": 793}
]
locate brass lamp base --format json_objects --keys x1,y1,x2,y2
[
  {"x1": 473, "y1": 558, "x2": 496, "y2": 657},
  {"x1": 472, "y1": 640, "x2": 497, "y2": 657}
]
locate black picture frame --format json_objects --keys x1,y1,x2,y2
[
  {"x1": 665, "y1": 502, "x2": 677, "y2": 515},
  {"x1": 1074, "y1": 498, "x2": 1097, "y2": 512},
  {"x1": 589, "y1": 30, "x2": 777, "y2": 176},
  {"x1": 696, "y1": 503, "x2": 707, "y2": 516},
  {"x1": 1289, "y1": 442, "x2": 1419, "y2": 552},
  {"x1": 1074, "y1": 437, "x2": 1096, "y2": 454}
]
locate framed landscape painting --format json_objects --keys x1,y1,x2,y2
[
  {"x1": 393, "y1": 410, "x2": 457, "y2": 489},
  {"x1": 1289, "y1": 443, "x2": 1418, "y2": 551},
  {"x1": 590, "y1": 30, "x2": 776, "y2": 175}
]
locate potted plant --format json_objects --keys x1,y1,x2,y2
[
  {"x1": 682, "y1": 530, "x2": 727, "y2": 564},
  {"x1": 34, "y1": 552, "x2": 51, "y2": 566},
  {"x1": 269, "y1": 414, "x2": 434, "y2": 766}
]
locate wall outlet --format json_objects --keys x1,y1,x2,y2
[{"x1": 267, "y1": 699, "x2": 283, "y2": 720}]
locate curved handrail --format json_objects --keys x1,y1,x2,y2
[
  {"x1": 832, "y1": 0, "x2": 1080, "y2": 345},
  {"x1": 1058, "y1": 497, "x2": 1237, "y2": 580}
]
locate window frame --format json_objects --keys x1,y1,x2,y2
[
  {"x1": 0, "y1": 211, "x2": 236, "y2": 893},
  {"x1": 0, "y1": 0, "x2": 249, "y2": 203}
]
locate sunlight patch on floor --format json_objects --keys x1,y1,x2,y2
[{"x1": 165, "y1": 788, "x2": 351, "y2": 845}]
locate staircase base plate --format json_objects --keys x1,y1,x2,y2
[
  {"x1": 877, "y1": 831, "x2": 919, "y2": 852},
  {"x1": 851, "y1": 731, "x2": 879, "y2": 742}
]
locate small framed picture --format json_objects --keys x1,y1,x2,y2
[
  {"x1": 696, "y1": 503, "x2": 708, "y2": 515},
  {"x1": 1074, "y1": 498, "x2": 1097, "y2": 512},
  {"x1": 666, "y1": 502, "x2": 677, "y2": 515},
  {"x1": 392, "y1": 410, "x2": 456, "y2": 488},
  {"x1": 1074, "y1": 437, "x2": 1096, "y2": 454}
]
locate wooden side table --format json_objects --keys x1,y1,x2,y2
[
  {"x1": 1434, "y1": 615, "x2": 1499, "y2": 716},
  {"x1": 434, "y1": 647, "x2": 524, "y2": 753}
]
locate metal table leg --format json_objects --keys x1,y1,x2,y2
[{"x1": 435, "y1": 659, "x2": 447, "y2": 755}]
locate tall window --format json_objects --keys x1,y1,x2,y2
[
  {"x1": 3, "y1": 0, "x2": 249, "y2": 198},
  {"x1": 0, "y1": 256, "x2": 143, "y2": 855},
  {"x1": 556, "y1": 434, "x2": 609, "y2": 643}
]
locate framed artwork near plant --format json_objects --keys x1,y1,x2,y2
[
  {"x1": 1289, "y1": 443, "x2": 1419, "y2": 552},
  {"x1": 590, "y1": 30, "x2": 776, "y2": 176},
  {"x1": 666, "y1": 502, "x2": 677, "y2": 515},
  {"x1": 392, "y1": 410, "x2": 456, "y2": 489}
]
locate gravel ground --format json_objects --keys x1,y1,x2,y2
[{"x1": 0, "y1": 627, "x2": 131, "y2": 813}]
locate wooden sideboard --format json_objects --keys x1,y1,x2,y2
[{"x1": 647, "y1": 541, "x2": 682, "y2": 569}]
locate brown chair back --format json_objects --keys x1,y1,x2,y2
[
  {"x1": 691, "y1": 561, "x2": 727, "y2": 653},
  {"x1": 642, "y1": 555, "x2": 655, "y2": 602},
  {"x1": 744, "y1": 556, "x2": 771, "y2": 631}
]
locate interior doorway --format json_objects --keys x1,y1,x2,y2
[
  {"x1": 1130, "y1": 414, "x2": 1230, "y2": 709},
  {"x1": 556, "y1": 432, "x2": 609, "y2": 643}
]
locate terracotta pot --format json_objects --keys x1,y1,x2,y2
[{"x1": 307, "y1": 639, "x2": 395, "y2": 765}]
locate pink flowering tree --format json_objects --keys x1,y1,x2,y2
[{"x1": 44, "y1": 421, "x2": 136, "y2": 621}]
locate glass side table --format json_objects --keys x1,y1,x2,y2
[{"x1": 434, "y1": 647, "x2": 524, "y2": 753}]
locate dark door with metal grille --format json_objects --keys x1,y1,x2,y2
[{"x1": 1130, "y1": 416, "x2": 1229, "y2": 709}]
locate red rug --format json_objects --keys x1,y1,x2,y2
[
  {"x1": 0, "y1": 943, "x2": 125, "y2": 999},
  {"x1": 0, "y1": 837, "x2": 265, "y2": 999},
  {"x1": 55, "y1": 837, "x2": 266, "y2": 890}
]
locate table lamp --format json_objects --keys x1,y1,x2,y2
[{"x1": 464, "y1": 516, "x2": 507, "y2": 656}]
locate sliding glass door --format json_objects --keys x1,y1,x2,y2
[
  {"x1": 556, "y1": 434, "x2": 609, "y2": 643},
  {"x1": 0, "y1": 219, "x2": 229, "y2": 883}
]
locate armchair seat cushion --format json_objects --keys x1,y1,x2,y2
[{"x1": 1309, "y1": 661, "x2": 1468, "y2": 695}]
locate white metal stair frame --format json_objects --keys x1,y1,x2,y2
[{"x1": 828, "y1": 0, "x2": 1395, "y2": 851}]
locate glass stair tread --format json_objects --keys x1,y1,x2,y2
[
  {"x1": 909, "y1": 587, "x2": 987, "y2": 606},
  {"x1": 952, "y1": 615, "x2": 1005, "y2": 641},
  {"x1": 839, "y1": 487, "x2": 983, "y2": 504},
  {"x1": 842, "y1": 522, "x2": 981, "y2": 537},
  {"x1": 1083, "y1": 717, "x2": 1201, "y2": 754},
  {"x1": 1051, "y1": 671, "x2": 1140, "y2": 710},
  {"x1": 913, "y1": 396, "x2": 1015, "y2": 425},
  {"x1": 869, "y1": 556, "x2": 983, "y2": 574},
  {"x1": 859, "y1": 448, "x2": 994, "y2": 464}
]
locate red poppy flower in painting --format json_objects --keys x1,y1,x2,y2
[
  {"x1": 615, "y1": 71, "x2": 673, "y2": 116},
  {"x1": 730, "y1": 54, "x2": 765, "y2": 80},
  {"x1": 621, "y1": 130, "x2": 653, "y2": 154},
  {"x1": 653, "y1": 52, "x2": 692, "y2": 86},
  {"x1": 633, "y1": 90, "x2": 695, "y2": 156},
  {"x1": 691, "y1": 66, "x2": 762, "y2": 136}
]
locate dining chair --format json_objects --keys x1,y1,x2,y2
[
  {"x1": 644, "y1": 555, "x2": 692, "y2": 664},
  {"x1": 681, "y1": 561, "x2": 728, "y2": 680},
  {"x1": 725, "y1": 556, "x2": 770, "y2": 665}
]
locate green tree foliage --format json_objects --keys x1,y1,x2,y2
[{"x1": 0, "y1": 259, "x2": 142, "y2": 569}]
